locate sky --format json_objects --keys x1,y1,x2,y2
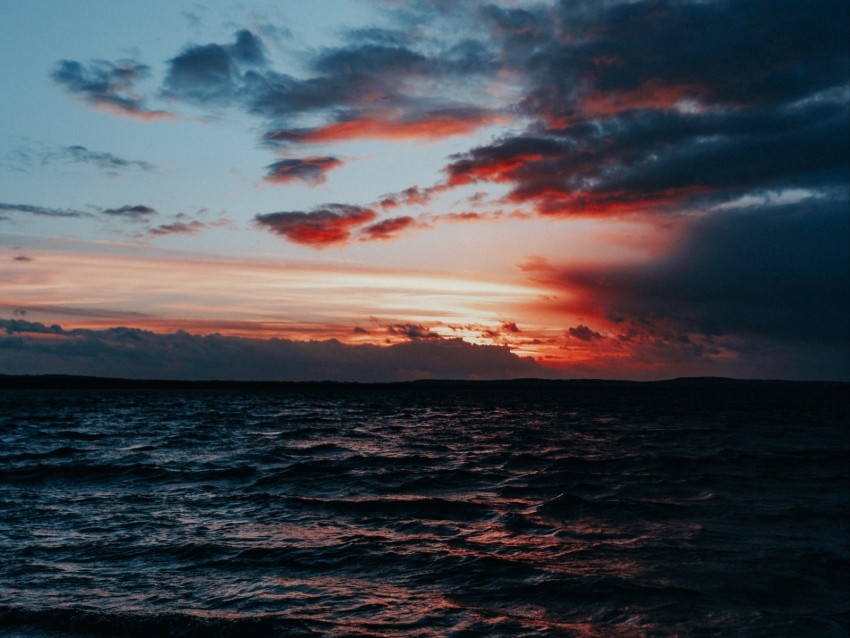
[{"x1": 0, "y1": 0, "x2": 848, "y2": 382}]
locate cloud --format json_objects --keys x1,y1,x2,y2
[
  {"x1": 263, "y1": 108, "x2": 502, "y2": 145},
  {"x1": 544, "y1": 196, "x2": 849, "y2": 379},
  {"x1": 162, "y1": 29, "x2": 268, "y2": 104},
  {"x1": 359, "y1": 216, "x2": 419, "y2": 241},
  {"x1": 101, "y1": 205, "x2": 157, "y2": 219},
  {"x1": 156, "y1": 26, "x2": 503, "y2": 146},
  {"x1": 0, "y1": 320, "x2": 544, "y2": 382},
  {"x1": 12, "y1": 255, "x2": 33, "y2": 262},
  {"x1": 62, "y1": 145, "x2": 154, "y2": 172},
  {"x1": 263, "y1": 157, "x2": 343, "y2": 185},
  {"x1": 567, "y1": 325, "x2": 604, "y2": 342},
  {"x1": 47, "y1": 2, "x2": 848, "y2": 220},
  {"x1": 384, "y1": 323, "x2": 442, "y2": 341},
  {"x1": 378, "y1": 186, "x2": 433, "y2": 209},
  {"x1": 51, "y1": 59, "x2": 171, "y2": 120},
  {"x1": 0, "y1": 202, "x2": 88, "y2": 218},
  {"x1": 4, "y1": 144, "x2": 155, "y2": 174},
  {"x1": 500, "y1": 321, "x2": 520, "y2": 333},
  {"x1": 147, "y1": 221, "x2": 208, "y2": 236},
  {"x1": 254, "y1": 204, "x2": 377, "y2": 247},
  {"x1": 443, "y1": 101, "x2": 849, "y2": 216}
]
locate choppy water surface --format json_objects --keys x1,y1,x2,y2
[{"x1": 0, "y1": 380, "x2": 847, "y2": 637}]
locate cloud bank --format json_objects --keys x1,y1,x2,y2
[{"x1": 0, "y1": 320, "x2": 544, "y2": 382}]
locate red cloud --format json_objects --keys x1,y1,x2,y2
[
  {"x1": 265, "y1": 111, "x2": 503, "y2": 145},
  {"x1": 255, "y1": 205, "x2": 377, "y2": 248},
  {"x1": 359, "y1": 216, "x2": 419, "y2": 241},
  {"x1": 581, "y1": 80, "x2": 710, "y2": 116},
  {"x1": 446, "y1": 152, "x2": 550, "y2": 187}
]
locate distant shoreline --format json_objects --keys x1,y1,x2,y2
[{"x1": 0, "y1": 374, "x2": 845, "y2": 391}]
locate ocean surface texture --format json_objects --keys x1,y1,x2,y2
[{"x1": 0, "y1": 379, "x2": 847, "y2": 637}]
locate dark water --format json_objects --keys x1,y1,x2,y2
[{"x1": 0, "y1": 380, "x2": 847, "y2": 637}]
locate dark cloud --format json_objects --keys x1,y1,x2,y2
[
  {"x1": 379, "y1": 186, "x2": 432, "y2": 209},
  {"x1": 500, "y1": 321, "x2": 520, "y2": 333},
  {"x1": 161, "y1": 29, "x2": 398, "y2": 120},
  {"x1": 101, "y1": 205, "x2": 157, "y2": 219},
  {"x1": 12, "y1": 255, "x2": 33, "y2": 262},
  {"x1": 553, "y1": 197, "x2": 849, "y2": 378},
  {"x1": 51, "y1": 59, "x2": 170, "y2": 120},
  {"x1": 62, "y1": 145, "x2": 154, "y2": 172},
  {"x1": 263, "y1": 157, "x2": 343, "y2": 185},
  {"x1": 384, "y1": 323, "x2": 442, "y2": 341},
  {"x1": 312, "y1": 43, "x2": 428, "y2": 77},
  {"x1": 0, "y1": 202, "x2": 88, "y2": 218},
  {"x1": 162, "y1": 30, "x2": 267, "y2": 104},
  {"x1": 254, "y1": 204, "x2": 377, "y2": 247},
  {"x1": 360, "y1": 216, "x2": 418, "y2": 241},
  {"x1": 507, "y1": 0, "x2": 849, "y2": 124},
  {"x1": 0, "y1": 320, "x2": 544, "y2": 382},
  {"x1": 449, "y1": 0, "x2": 847, "y2": 216},
  {"x1": 568, "y1": 325, "x2": 604, "y2": 342},
  {"x1": 445, "y1": 101, "x2": 849, "y2": 216},
  {"x1": 157, "y1": 24, "x2": 501, "y2": 145}
]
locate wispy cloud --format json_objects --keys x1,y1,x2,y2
[
  {"x1": 0, "y1": 202, "x2": 89, "y2": 218},
  {"x1": 101, "y1": 205, "x2": 157, "y2": 219},
  {"x1": 3, "y1": 143, "x2": 154, "y2": 175},
  {"x1": 51, "y1": 59, "x2": 171, "y2": 120},
  {"x1": 147, "y1": 220, "x2": 208, "y2": 236},
  {"x1": 61, "y1": 145, "x2": 155, "y2": 172}
]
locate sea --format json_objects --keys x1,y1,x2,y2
[{"x1": 0, "y1": 377, "x2": 847, "y2": 637}]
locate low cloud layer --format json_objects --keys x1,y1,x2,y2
[{"x1": 0, "y1": 320, "x2": 544, "y2": 382}]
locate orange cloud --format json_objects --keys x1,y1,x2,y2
[{"x1": 266, "y1": 112, "x2": 504, "y2": 145}]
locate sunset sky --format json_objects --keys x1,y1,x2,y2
[{"x1": 1, "y1": 0, "x2": 848, "y2": 381}]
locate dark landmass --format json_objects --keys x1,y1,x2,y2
[{"x1": 0, "y1": 373, "x2": 845, "y2": 391}]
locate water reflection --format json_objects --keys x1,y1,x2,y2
[{"x1": 0, "y1": 384, "x2": 847, "y2": 636}]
